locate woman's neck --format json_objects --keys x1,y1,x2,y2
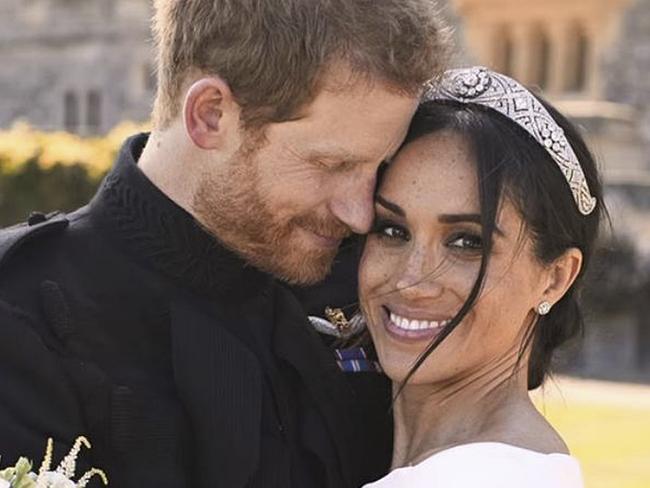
[{"x1": 390, "y1": 359, "x2": 533, "y2": 469}]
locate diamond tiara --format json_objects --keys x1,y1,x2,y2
[{"x1": 423, "y1": 66, "x2": 597, "y2": 216}]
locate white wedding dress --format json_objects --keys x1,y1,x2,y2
[{"x1": 362, "y1": 442, "x2": 584, "y2": 488}]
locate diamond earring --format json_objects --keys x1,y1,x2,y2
[{"x1": 537, "y1": 301, "x2": 552, "y2": 315}]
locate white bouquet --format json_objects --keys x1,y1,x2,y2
[{"x1": 0, "y1": 437, "x2": 108, "y2": 487}]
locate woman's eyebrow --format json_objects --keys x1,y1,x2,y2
[
  {"x1": 376, "y1": 195, "x2": 405, "y2": 217},
  {"x1": 439, "y1": 213, "x2": 504, "y2": 236}
]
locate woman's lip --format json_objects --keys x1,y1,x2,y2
[
  {"x1": 383, "y1": 304, "x2": 452, "y2": 323},
  {"x1": 380, "y1": 306, "x2": 448, "y2": 343}
]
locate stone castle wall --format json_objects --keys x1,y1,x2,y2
[{"x1": 0, "y1": 0, "x2": 153, "y2": 134}]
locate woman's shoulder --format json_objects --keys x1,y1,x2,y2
[{"x1": 363, "y1": 442, "x2": 584, "y2": 488}]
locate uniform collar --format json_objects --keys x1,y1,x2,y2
[{"x1": 89, "y1": 133, "x2": 271, "y2": 299}]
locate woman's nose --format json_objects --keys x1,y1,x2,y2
[{"x1": 395, "y1": 251, "x2": 446, "y2": 300}]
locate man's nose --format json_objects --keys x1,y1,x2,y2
[{"x1": 328, "y1": 171, "x2": 376, "y2": 234}]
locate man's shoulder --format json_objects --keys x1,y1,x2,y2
[
  {"x1": 0, "y1": 207, "x2": 91, "y2": 280},
  {"x1": 0, "y1": 206, "x2": 125, "y2": 315},
  {"x1": 0, "y1": 210, "x2": 71, "y2": 268},
  {"x1": 0, "y1": 203, "x2": 102, "y2": 259}
]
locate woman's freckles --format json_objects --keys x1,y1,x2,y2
[{"x1": 359, "y1": 130, "x2": 549, "y2": 387}]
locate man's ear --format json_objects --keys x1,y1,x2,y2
[
  {"x1": 182, "y1": 76, "x2": 239, "y2": 150},
  {"x1": 540, "y1": 248, "x2": 583, "y2": 307}
]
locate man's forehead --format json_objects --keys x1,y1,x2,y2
[
  {"x1": 297, "y1": 134, "x2": 402, "y2": 163},
  {"x1": 304, "y1": 70, "x2": 418, "y2": 119},
  {"x1": 273, "y1": 89, "x2": 415, "y2": 162}
]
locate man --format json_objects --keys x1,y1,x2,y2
[{"x1": 0, "y1": 1, "x2": 449, "y2": 486}]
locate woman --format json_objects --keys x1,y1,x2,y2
[{"x1": 358, "y1": 67, "x2": 602, "y2": 487}]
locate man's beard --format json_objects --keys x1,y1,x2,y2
[{"x1": 193, "y1": 140, "x2": 350, "y2": 285}]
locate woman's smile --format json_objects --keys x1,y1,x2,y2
[
  {"x1": 380, "y1": 304, "x2": 452, "y2": 342},
  {"x1": 358, "y1": 129, "x2": 552, "y2": 385}
]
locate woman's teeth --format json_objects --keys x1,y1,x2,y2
[{"x1": 389, "y1": 312, "x2": 450, "y2": 331}]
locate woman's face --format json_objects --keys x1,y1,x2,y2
[{"x1": 359, "y1": 130, "x2": 551, "y2": 384}]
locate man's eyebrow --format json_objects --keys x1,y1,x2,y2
[
  {"x1": 314, "y1": 144, "x2": 395, "y2": 164},
  {"x1": 305, "y1": 148, "x2": 361, "y2": 162},
  {"x1": 439, "y1": 213, "x2": 505, "y2": 236},
  {"x1": 376, "y1": 195, "x2": 405, "y2": 217}
]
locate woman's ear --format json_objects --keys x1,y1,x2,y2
[
  {"x1": 182, "y1": 76, "x2": 240, "y2": 150},
  {"x1": 540, "y1": 248, "x2": 583, "y2": 307}
]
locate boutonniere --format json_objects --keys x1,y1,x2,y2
[
  {"x1": 309, "y1": 306, "x2": 366, "y2": 338},
  {"x1": 0, "y1": 436, "x2": 108, "y2": 487}
]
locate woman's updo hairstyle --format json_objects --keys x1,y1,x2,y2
[{"x1": 400, "y1": 96, "x2": 603, "y2": 390}]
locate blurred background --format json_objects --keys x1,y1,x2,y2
[{"x1": 0, "y1": 0, "x2": 648, "y2": 486}]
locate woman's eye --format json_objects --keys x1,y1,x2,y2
[
  {"x1": 447, "y1": 233, "x2": 482, "y2": 251},
  {"x1": 382, "y1": 226, "x2": 408, "y2": 240},
  {"x1": 371, "y1": 220, "x2": 410, "y2": 242}
]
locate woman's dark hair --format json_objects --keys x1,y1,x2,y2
[{"x1": 396, "y1": 96, "x2": 604, "y2": 391}]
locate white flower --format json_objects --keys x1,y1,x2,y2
[
  {"x1": 36, "y1": 472, "x2": 76, "y2": 488},
  {"x1": 1, "y1": 436, "x2": 107, "y2": 487}
]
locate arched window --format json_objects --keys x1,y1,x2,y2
[
  {"x1": 531, "y1": 26, "x2": 551, "y2": 90},
  {"x1": 64, "y1": 91, "x2": 79, "y2": 133},
  {"x1": 503, "y1": 35, "x2": 515, "y2": 77},
  {"x1": 493, "y1": 25, "x2": 514, "y2": 77},
  {"x1": 566, "y1": 24, "x2": 590, "y2": 92},
  {"x1": 86, "y1": 90, "x2": 102, "y2": 134}
]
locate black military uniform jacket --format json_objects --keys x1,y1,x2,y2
[{"x1": 0, "y1": 134, "x2": 392, "y2": 487}]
